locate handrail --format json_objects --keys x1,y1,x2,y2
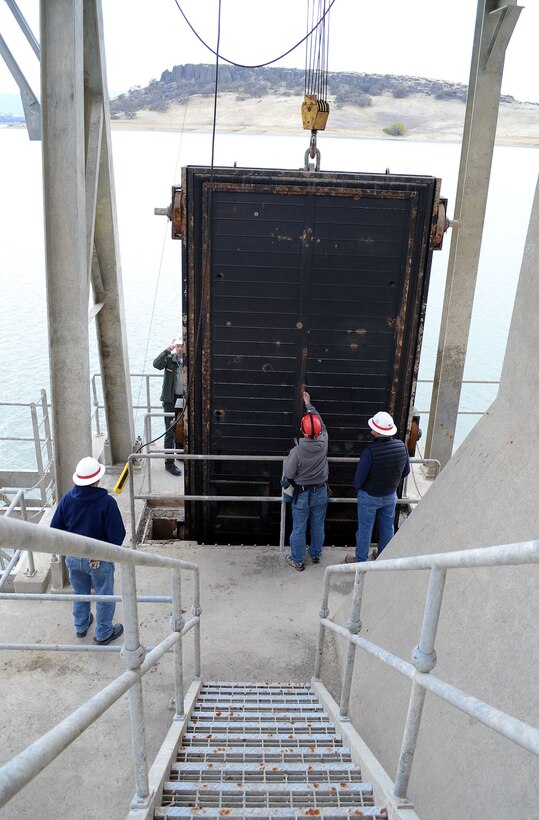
[
  {"x1": 0, "y1": 489, "x2": 35, "y2": 589},
  {"x1": 314, "y1": 541, "x2": 539, "y2": 803},
  {"x1": 129, "y1": 449, "x2": 439, "y2": 550},
  {"x1": 0, "y1": 514, "x2": 202, "y2": 812}
]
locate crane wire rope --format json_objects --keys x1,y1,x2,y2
[
  {"x1": 172, "y1": 0, "x2": 336, "y2": 69},
  {"x1": 132, "y1": 92, "x2": 191, "y2": 434}
]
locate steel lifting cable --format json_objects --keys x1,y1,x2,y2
[{"x1": 302, "y1": 0, "x2": 331, "y2": 169}]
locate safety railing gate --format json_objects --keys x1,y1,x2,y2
[
  {"x1": 130, "y1": 444, "x2": 441, "y2": 549},
  {"x1": 0, "y1": 515, "x2": 202, "y2": 812},
  {"x1": 314, "y1": 542, "x2": 539, "y2": 805}
]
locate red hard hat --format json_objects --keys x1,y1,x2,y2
[{"x1": 300, "y1": 413, "x2": 323, "y2": 439}]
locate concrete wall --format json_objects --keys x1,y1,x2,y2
[{"x1": 332, "y1": 176, "x2": 539, "y2": 819}]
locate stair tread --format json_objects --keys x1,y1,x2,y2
[
  {"x1": 155, "y1": 808, "x2": 387, "y2": 818},
  {"x1": 155, "y1": 682, "x2": 388, "y2": 819},
  {"x1": 177, "y1": 746, "x2": 352, "y2": 762},
  {"x1": 172, "y1": 762, "x2": 359, "y2": 773},
  {"x1": 183, "y1": 732, "x2": 345, "y2": 746}
]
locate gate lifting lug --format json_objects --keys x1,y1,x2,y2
[{"x1": 304, "y1": 131, "x2": 321, "y2": 172}]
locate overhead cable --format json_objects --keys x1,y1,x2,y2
[{"x1": 172, "y1": 0, "x2": 336, "y2": 69}]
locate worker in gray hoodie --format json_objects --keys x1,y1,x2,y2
[{"x1": 282, "y1": 392, "x2": 329, "y2": 571}]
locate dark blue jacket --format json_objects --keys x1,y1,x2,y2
[
  {"x1": 354, "y1": 437, "x2": 410, "y2": 496},
  {"x1": 51, "y1": 486, "x2": 126, "y2": 546}
]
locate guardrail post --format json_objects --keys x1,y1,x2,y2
[
  {"x1": 30, "y1": 402, "x2": 46, "y2": 507},
  {"x1": 120, "y1": 562, "x2": 151, "y2": 808},
  {"x1": 394, "y1": 566, "x2": 446, "y2": 799},
  {"x1": 145, "y1": 375, "x2": 151, "y2": 417},
  {"x1": 192, "y1": 568, "x2": 202, "y2": 679},
  {"x1": 171, "y1": 568, "x2": 185, "y2": 718},
  {"x1": 40, "y1": 389, "x2": 55, "y2": 499},
  {"x1": 279, "y1": 498, "x2": 286, "y2": 552},
  {"x1": 129, "y1": 455, "x2": 137, "y2": 549},
  {"x1": 18, "y1": 495, "x2": 36, "y2": 577},
  {"x1": 339, "y1": 567, "x2": 364, "y2": 719},
  {"x1": 314, "y1": 569, "x2": 332, "y2": 680},
  {"x1": 144, "y1": 415, "x2": 152, "y2": 494}
]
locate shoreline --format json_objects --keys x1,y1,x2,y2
[{"x1": 108, "y1": 92, "x2": 539, "y2": 149}]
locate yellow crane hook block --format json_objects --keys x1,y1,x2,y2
[
  {"x1": 113, "y1": 462, "x2": 130, "y2": 494},
  {"x1": 301, "y1": 94, "x2": 330, "y2": 131}
]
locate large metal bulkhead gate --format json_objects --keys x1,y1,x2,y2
[{"x1": 177, "y1": 166, "x2": 441, "y2": 545}]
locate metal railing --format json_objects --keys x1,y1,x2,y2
[
  {"x1": 415, "y1": 378, "x2": 500, "y2": 417},
  {"x1": 314, "y1": 542, "x2": 539, "y2": 803},
  {"x1": 0, "y1": 489, "x2": 36, "y2": 589},
  {"x1": 0, "y1": 515, "x2": 201, "y2": 812},
  {"x1": 129, "y1": 447, "x2": 440, "y2": 550},
  {"x1": 91, "y1": 372, "x2": 162, "y2": 436},
  {"x1": 0, "y1": 389, "x2": 55, "y2": 504}
]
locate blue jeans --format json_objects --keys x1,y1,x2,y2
[
  {"x1": 355, "y1": 489, "x2": 397, "y2": 562},
  {"x1": 290, "y1": 485, "x2": 328, "y2": 563},
  {"x1": 66, "y1": 556, "x2": 116, "y2": 641}
]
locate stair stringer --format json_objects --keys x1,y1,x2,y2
[{"x1": 312, "y1": 679, "x2": 420, "y2": 820}]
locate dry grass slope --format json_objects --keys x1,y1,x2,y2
[{"x1": 110, "y1": 91, "x2": 539, "y2": 147}]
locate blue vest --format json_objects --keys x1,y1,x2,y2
[{"x1": 362, "y1": 438, "x2": 408, "y2": 496}]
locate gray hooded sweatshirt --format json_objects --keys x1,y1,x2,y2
[{"x1": 282, "y1": 401, "x2": 329, "y2": 486}]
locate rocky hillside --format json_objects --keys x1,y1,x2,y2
[{"x1": 109, "y1": 63, "x2": 520, "y2": 120}]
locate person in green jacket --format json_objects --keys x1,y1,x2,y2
[{"x1": 153, "y1": 337, "x2": 185, "y2": 476}]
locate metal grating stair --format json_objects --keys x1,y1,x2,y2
[{"x1": 154, "y1": 682, "x2": 388, "y2": 819}]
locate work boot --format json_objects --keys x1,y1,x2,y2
[
  {"x1": 285, "y1": 555, "x2": 305, "y2": 572},
  {"x1": 94, "y1": 623, "x2": 124, "y2": 645},
  {"x1": 165, "y1": 462, "x2": 182, "y2": 476}
]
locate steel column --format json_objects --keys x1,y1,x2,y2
[
  {"x1": 83, "y1": 1, "x2": 134, "y2": 462},
  {"x1": 40, "y1": 0, "x2": 92, "y2": 497},
  {"x1": 426, "y1": 0, "x2": 522, "y2": 466}
]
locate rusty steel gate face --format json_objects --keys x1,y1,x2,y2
[{"x1": 178, "y1": 166, "x2": 441, "y2": 546}]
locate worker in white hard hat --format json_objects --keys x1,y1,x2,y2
[
  {"x1": 345, "y1": 411, "x2": 410, "y2": 564},
  {"x1": 50, "y1": 456, "x2": 125, "y2": 644}
]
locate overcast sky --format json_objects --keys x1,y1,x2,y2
[{"x1": 1, "y1": 1, "x2": 538, "y2": 104}]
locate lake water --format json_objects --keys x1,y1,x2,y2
[{"x1": 1, "y1": 127, "x2": 538, "y2": 469}]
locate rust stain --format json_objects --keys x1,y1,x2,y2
[
  {"x1": 296, "y1": 322, "x2": 304, "y2": 330},
  {"x1": 303, "y1": 811, "x2": 321, "y2": 817},
  {"x1": 350, "y1": 343, "x2": 358, "y2": 351}
]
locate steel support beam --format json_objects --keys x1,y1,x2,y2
[
  {"x1": 83, "y1": 1, "x2": 134, "y2": 461},
  {"x1": 0, "y1": 32, "x2": 40, "y2": 139},
  {"x1": 425, "y1": 0, "x2": 522, "y2": 467},
  {"x1": 41, "y1": 0, "x2": 91, "y2": 496}
]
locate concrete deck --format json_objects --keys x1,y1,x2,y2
[{"x1": 0, "y1": 459, "x2": 354, "y2": 820}]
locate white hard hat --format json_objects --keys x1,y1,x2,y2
[
  {"x1": 73, "y1": 456, "x2": 106, "y2": 486},
  {"x1": 368, "y1": 411, "x2": 397, "y2": 437}
]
